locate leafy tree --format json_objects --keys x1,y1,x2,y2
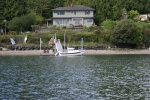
[
  {"x1": 121, "y1": 8, "x2": 128, "y2": 20},
  {"x1": 0, "y1": 0, "x2": 5, "y2": 28},
  {"x1": 102, "y1": 20, "x2": 117, "y2": 30},
  {"x1": 128, "y1": 10, "x2": 139, "y2": 19},
  {"x1": 112, "y1": 19, "x2": 143, "y2": 47},
  {"x1": 137, "y1": 0, "x2": 150, "y2": 14},
  {"x1": 26, "y1": 0, "x2": 54, "y2": 18},
  {"x1": 142, "y1": 27, "x2": 150, "y2": 47},
  {"x1": 3, "y1": 0, "x2": 22, "y2": 20},
  {"x1": 1, "y1": 0, "x2": 150, "y2": 30},
  {"x1": 8, "y1": 13, "x2": 44, "y2": 32}
]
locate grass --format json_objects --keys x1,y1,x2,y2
[{"x1": 134, "y1": 22, "x2": 150, "y2": 28}]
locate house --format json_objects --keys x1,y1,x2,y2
[
  {"x1": 139, "y1": 14, "x2": 150, "y2": 21},
  {"x1": 51, "y1": 5, "x2": 95, "y2": 27}
]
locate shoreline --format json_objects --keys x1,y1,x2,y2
[{"x1": 0, "y1": 49, "x2": 150, "y2": 56}]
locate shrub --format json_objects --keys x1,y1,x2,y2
[
  {"x1": 27, "y1": 33, "x2": 32, "y2": 38},
  {"x1": 102, "y1": 20, "x2": 117, "y2": 30},
  {"x1": 112, "y1": 19, "x2": 143, "y2": 46},
  {"x1": 27, "y1": 37, "x2": 40, "y2": 45},
  {"x1": 94, "y1": 29, "x2": 102, "y2": 35},
  {"x1": 142, "y1": 27, "x2": 150, "y2": 46},
  {"x1": 86, "y1": 25, "x2": 97, "y2": 31},
  {"x1": 8, "y1": 13, "x2": 44, "y2": 32},
  {"x1": 128, "y1": 10, "x2": 139, "y2": 19},
  {"x1": 50, "y1": 25, "x2": 57, "y2": 29},
  {"x1": 104, "y1": 30, "x2": 113, "y2": 42},
  {"x1": 9, "y1": 31, "x2": 16, "y2": 35},
  {"x1": 1, "y1": 35, "x2": 15, "y2": 45}
]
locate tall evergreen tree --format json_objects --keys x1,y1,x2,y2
[
  {"x1": 1, "y1": 0, "x2": 150, "y2": 29},
  {"x1": 0, "y1": 0, "x2": 5, "y2": 29}
]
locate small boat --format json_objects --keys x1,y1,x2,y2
[
  {"x1": 57, "y1": 47, "x2": 83, "y2": 56},
  {"x1": 54, "y1": 32, "x2": 84, "y2": 56}
]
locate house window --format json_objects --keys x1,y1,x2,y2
[
  {"x1": 87, "y1": 19, "x2": 92, "y2": 22},
  {"x1": 57, "y1": 11, "x2": 65, "y2": 15},
  {"x1": 85, "y1": 11, "x2": 90, "y2": 15},
  {"x1": 74, "y1": 11, "x2": 76, "y2": 15},
  {"x1": 54, "y1": 11, "x2": 58, "y2": 13},
  {"x1": 73, "y1": 19, "x2": 82, "y2": 21},
  {"x1": 56, "y1": 19, "x2": 69, "y2": 26},
  {"x1": 73, "y1": 19, "x2": 82, "y2": 26},
  {"x1": 55, "y1": 19, "x2": 59, "y2": 25},
  {"x1": 59, "y1": 11, "x2": 65, "y2": 15}
]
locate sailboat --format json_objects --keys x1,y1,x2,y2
[{"x1": 54, "y1": 32, "x2": 84, "y2": 56}]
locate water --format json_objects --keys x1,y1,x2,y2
[{"x1": 0, "y1": 55, "x2": 150, "y2": 100}]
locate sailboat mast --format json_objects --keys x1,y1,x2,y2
[
  {"x1": 81, "y1": 38, "x2": 83, "y2": 50},
  {"x1": 40, "y1": 38, "x2": 42, "y2": 55},
  {"x1": 64, "y1": 30, "x2": 66, "y2": 51},
  {"x1": 54, "y1": 32, "x2": 57, "y2": 54}
]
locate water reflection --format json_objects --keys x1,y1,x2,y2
[{"x1": 0, "y1": 55, "x2": 150, "y2": 99}]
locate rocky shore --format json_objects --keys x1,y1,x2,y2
[
  {"x1": 0, "y1": 49, "x2": 150, "y2": 56},
  {"x1": 0, "y1": 45, "x2": 114, "y2": 51},
  {"x1": 0, "y1": 45, "x2": 150, "y2": 56}
]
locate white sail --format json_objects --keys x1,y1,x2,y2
[{"x1": 55, "y1": 39, "x2": 63, "y2": 52}]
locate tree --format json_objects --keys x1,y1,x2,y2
[
  {"x1": 142, "y1": 27, "x2": 150, "y2": 47},
  {"x1": 1, "y1": 0, "x2": 150, "y2": 30},
  {"x1": 3, "y1": 0, "x2": 22, "y2": 20},
  {"x1": 128, "y1": 10, "x2": 139, "y2": 19},
  {"x1": 8, "y1": 13, "x2": 44, "y2": 32},
  {"x1": 112, "y1": 19, "x2": 143, "y2": 47},
  {"x1": 121, "y1": 8, "x2": 128, "y2": 20},
  {"x1": 0, "y1": 0, "x2": 5, "y2": 31}
]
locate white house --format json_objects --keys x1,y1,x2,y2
[{"x1": 51, "y1": 5, "x2": 95, "y2": 27}]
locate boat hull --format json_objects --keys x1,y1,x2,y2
[{"x1": 58, "y1": 51, "x2": 83, "y2": 56}]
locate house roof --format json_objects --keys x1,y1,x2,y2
[{"x1": 52, "y1": 5, "x2": 95, "y2": 11}]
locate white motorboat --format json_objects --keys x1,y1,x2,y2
[
  {"x1": 54, "y1": 32, "x2": 84, "y2": 56},
  {"x1": 58, "y1": 47, "x2": 83, "y2": 56}
]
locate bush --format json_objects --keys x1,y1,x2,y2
[
  {"x1": 50, "y1": 25, "x2": 57, "y2": 29},
  {"x1": 128, "y1": 10, "x2": 139, "y2": 19},
  {"x1": 94, "y1": 29, "x2": 102, "y2": 35},
  {"x1": 87, "y1": 25, "x2": 98, "y2": 32},
  {"x1": 9, "y1": 31, "x2": 16, "y2": 35},
  {"x1": 27, "y1": 33, "x2": 32, "y2": 38},
  {"x1": 8, "y1": 13, "x2": 44, "y2": 32},
  {"x1": 27, "y1": 37, "x2": 40, "y2": 45},
  {"x1": 1, "y1": 35, "x2": 15, "y2": 45},
  {"x1": 142, "y1": 27, "x2": 150, "y2": 46},
  {"x1": 112, "y1": 19, "x2": 143, "y2": 46},
  {"x1": 102, "y1": 20, "x2": 117, "y2": 30},
  {"x1": 104, "y1": 30, "x2": 113, "y2": 43}
]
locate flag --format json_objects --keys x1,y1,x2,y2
[
  {"x1": 24, "y1": 36, "x2": 27, "y2": 43},
  {"x1": 10, "y1": 38, "x2": 16, "y2": 45}
]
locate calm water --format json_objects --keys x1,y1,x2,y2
[{"x1": 0, "y1": 55, "x2": 150, "y2": 100}]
